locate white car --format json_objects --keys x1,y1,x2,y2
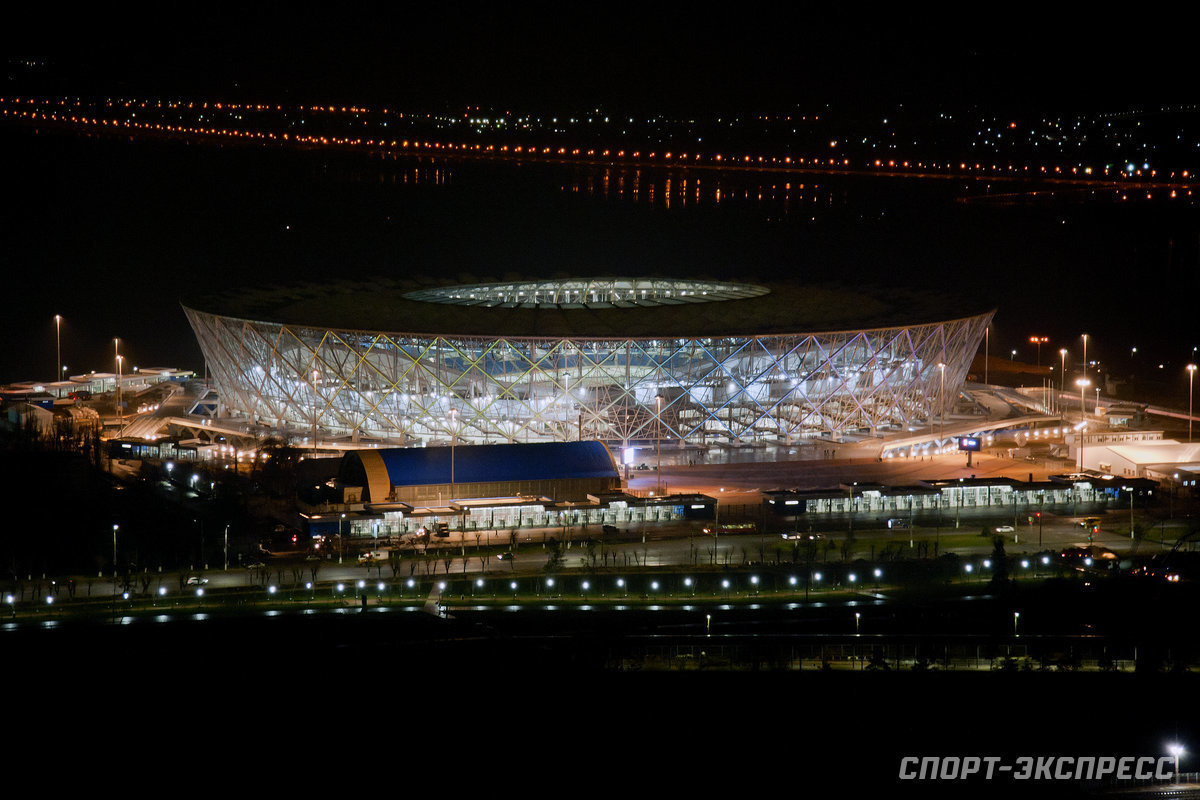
[
  {"x1": 185, "y1": 576, "x2": 209, "y2": 586},
  {"x1": 995, "y1": 525, "x2": 1015, "y2": 534}
]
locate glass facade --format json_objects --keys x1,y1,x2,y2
[{"x1": 184, "y1": 295, "x2": 991, "y2": 448}]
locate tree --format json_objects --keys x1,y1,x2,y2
[
  {"x1": 989, "y1": 535, "x2": 1010, "y2": 589},
  {"x1": 544, "y1": 538, "x2": 563, "y2": 572},
  {"x1": 258, "y1": 436, "x2": 302, "y2": 497},
  {"x1": 839, "y1": 530, "x2": 855, "y2": 562}
]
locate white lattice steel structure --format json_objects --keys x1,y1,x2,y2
[{"x1": 183, "y1": 279, "x2": 992, "y2": 448}]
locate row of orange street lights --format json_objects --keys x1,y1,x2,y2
[{"x1": 5, "y1": 100, "x2": 1198, "y2": 190}]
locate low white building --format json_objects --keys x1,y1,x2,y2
[{"x1": 1082, "y1": 439, "x2": 1200, "y2": 480}]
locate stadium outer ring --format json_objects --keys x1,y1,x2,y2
[{"x1": 182, "y1": 278, "x2": 994, "y2": 451}]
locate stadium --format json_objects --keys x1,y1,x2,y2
[{"x1": 182, "y1": 278, "x2": 993, "y2": 453}]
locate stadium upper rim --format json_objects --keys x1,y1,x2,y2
[
  {"x1": 403, "y1": 278, "x2": 770, "y2": 309},
  {"x1": 185, "y1": 277, "x2": 995, "y2": 339}
]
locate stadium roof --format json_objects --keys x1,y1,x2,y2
[
  {"x1": 340, "y1": 441, "x2": 619, "y2": 501},
  {"x1": 186, "y1": 276, "x2": 992, "y2": 339}
]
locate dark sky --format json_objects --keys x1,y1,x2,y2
[
  {"x1": 3, "y1": 5, "x2": 1196, "y2": 385},
  {"x1": 4, "y1": 6, "x2": 1191, "y2": 113}
]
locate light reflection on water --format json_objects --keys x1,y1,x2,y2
[{"x1": 563, "y1": 167, "x2": 842, "y2": 215}]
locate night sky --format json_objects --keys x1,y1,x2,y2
[
  {"x1": 4, "y1": 8, "x2": 1190, "y2": 110},
  {"x1": 2, "y1": 9, "x2": 1196, "y2": 384}
]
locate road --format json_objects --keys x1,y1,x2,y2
[{"x1": 13, "y1": 506, "x2": 1184, "y2": 607}]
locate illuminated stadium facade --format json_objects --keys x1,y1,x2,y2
[{"x1": 183, "y1": 278, "x2": 993, "y2": 450}]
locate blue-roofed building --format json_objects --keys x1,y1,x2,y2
[{"x1": 339, "y1": 441, "x2": 620, "y2": 504}]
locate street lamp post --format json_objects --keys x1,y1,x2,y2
[
  {"x1": 1029, "y1": 335, "x2": 1048, "y2": 367},
  {"x1": 1188, "y1": 364, "x2": 1197, "y2": 443},
  {"x1": 937, "y1": 362, "x2": 946, "y2": 447},
  {"x1": 1059, "y1": 348, "x2": 1068, "y2": 414},
  {"x1": 54, "y1": 315, "x2": 62, "y2": 385},
  {"x1": 115, "y1": 352, "x2": 124, "y2": 436},
  {"x1": 339, "y1": 512, "x2": 346, "y2": 564},
  {"x1": 1168, "y1": 744, "x2": 1184, "y2": 783},
  {"x1": 113, "y1": 338, "x2": 123, "y2": 433},
  {"x1": 1125, "y1": 487, "x2": 1135, "y2": 539},
  {"x1": 655, "y1": 394, "x2": 663, "y2": 495},
  {"x1": 1076, "y1": 378, "x2": 1091, "y2": 473},
  {"x1": 1082, "y1": 333, "x2": 1088, "y2": 380},
  {"x1": 311, "y1": 369, "x2": 319, "y2": 455},
  {"x1": 449, "y1": 407, "x2": 458, "y2": 492}
]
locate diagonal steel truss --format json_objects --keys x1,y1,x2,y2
[{"x1": 184, "y1": 308, "x2": 992, "y2": 448}]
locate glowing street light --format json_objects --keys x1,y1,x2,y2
[
  {"x1": 1076, "y1": 378, "x2": 1091, "y2": 472},
  {"x1": 1059, "y1": 348, "x2": 1068, "y2": 413},
  {"x1": 1168, "y1": 743, "x2": 1184, "y2": 781},
  {"x1": 114, "y1": 343, "x2": 124, "y2": 435},
  {"x1": 1029, "y1": 335, "x2": 1048, "y2": 367},
  {"x1": 54, "y1": 314, "x2": 62, "y2": 384},
  {"x1": 1188, "y1": 364, "x2": 1197, "y2": 443}
]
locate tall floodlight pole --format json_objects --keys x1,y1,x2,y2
[
  {"x1": 114, "y1": 338, "x2": 123, "y2": 435},
  {"x1": 54, "y1": 315, "x2": 62, "y2": 385},
  {"x1": 116, "y1": 355, "x2": 124, "y2": 435},
  {"x1": 311, "y1": 369, "x2": 319, "y2": 455},
  {"x1": 1076, "y1": 378, "x2": 1091, "y2": 473},
  {"x1": 1168, "y1": 744, "x2": 1184, "y2": 782},
  {"x1": 1029, "y1": 335, "x2": 1048, "y2": 367},
  {"x1": 1188, "y1": 364, "x2": 1197, "y2": 443},
  {"x1": 1081, "y1": 333, "x2": 1088, "y2": 380},
  {"x1": 655, "y1": 394, "x2": 664, "y2": 495},
  {"x1": 937, "y1": 363, "x2": 946, "y2": 447},
  {"x1": 449, "y1": 407, "x2": 458, "y2": 493},
  {"x1": 1059, "y1": 349, "x2": 1068, "y2": 414}
]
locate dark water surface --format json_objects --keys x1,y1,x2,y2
[{"x1": 4, "y1": 127, "x2": 1199, "y2": 393}]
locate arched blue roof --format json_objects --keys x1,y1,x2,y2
[{"x1": 372, "y1": 441, "x2": 618, "y2": 487}]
